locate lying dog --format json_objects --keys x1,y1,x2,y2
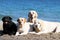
[
  {"x1": 33, "y1": 20, "x2": 60, "y2": 35},
  {"x1": 15, "y1": 18, "x2": 33, "y2": 36},
  {"x1": 2, "y1": 16, "x2": 17, "y2": 35}
]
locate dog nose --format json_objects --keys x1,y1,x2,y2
[
  {"x1": 18, "y1": 22, "x2": 21, "y2": 24},
  {"x1": 5, "y1": 22, "x2": 8, "y2": 24},
  {"x1": 35, "y1": 25, "x2": 38, "y2": 28},
  {"x1": 30, "y1": 14, "x2": 32, "y2": 17},
  {"x1": 34, "y1": 25, "x2": 37, "y2": 28}
]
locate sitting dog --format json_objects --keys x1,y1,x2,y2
[
  {"x1": 27, "y1": 10, "x2": 38, "y2": 31},
  {"x1": 15, "y1": 18, "x2": 33, "y2": 36},
  {"x1": 2, "y1": 16, "x2": 17, "y2": 35}
]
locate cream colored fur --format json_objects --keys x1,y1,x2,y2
[
  {"x1": 15, "y1": 18, "x2": 33, "y2": 36},
  {"x1": 33, "y1": 19, "x2": 60, "y2": 35}
]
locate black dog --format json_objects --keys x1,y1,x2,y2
[{"x1": 2, "y1": 16, "x2": 17, "y2": 35}]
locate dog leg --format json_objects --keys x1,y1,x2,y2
[
  {"x1": 19, "y1": 32, "x2": 28, "y2": 35},
  {"x1": 15, "y1": 32, "x2": 20, "y2": 36},
  {"x1": 52, "y1": 27, "x2": 57, "y2": 33}
]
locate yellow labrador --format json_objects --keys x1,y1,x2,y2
[{"x1": 15, "y1": 18, "x2": 34, "y2": 36}]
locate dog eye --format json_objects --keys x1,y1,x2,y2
[
  {"x1": 22, "y1": 19, "x2": 23, "y2": 21},
  {"x1": 33, "y1": 12, "x2": 34, "y2": 14},
  {"x1": 35, "y1": 25, "x2": 37, "y2": 28}
]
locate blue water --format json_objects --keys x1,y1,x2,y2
[{"x1": 0, "y1": 0, "x2": 60, "y2": 22}]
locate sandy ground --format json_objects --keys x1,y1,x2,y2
[
  {"x1": 0, "y1": 21, "x2": 60, "y2": 40},
  {"x1": 0, "y1": 32, "x2": 60, "y2": 40}
]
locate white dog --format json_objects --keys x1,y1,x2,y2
[
  {"x1": 33, "y1": 19, "x2": 60, "y2": 35},
  {"x1": 35, "y1": 20, "x2": 60, "y2": 35},
  {"x1": 15, "y1": 18, "x2": 34, "y2": 36}
]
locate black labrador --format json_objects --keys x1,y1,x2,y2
[{"x1": 2, "y1": 16, "x2": 17, "y2": 35}]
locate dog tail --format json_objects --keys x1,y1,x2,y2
[{"x1": 52, "y1": 27, "x2": 57, "y2": 33}]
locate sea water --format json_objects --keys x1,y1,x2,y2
[{"x1": 0, "y1": 0, "x2": 60, "y2": 22}]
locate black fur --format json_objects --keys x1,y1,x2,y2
[{"x1": 2, "y1": 16, "x2": 17, "y2": 35}]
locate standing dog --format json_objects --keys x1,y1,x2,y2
[
  {"x1": 15, "y1": 18, "x2": 33, "y2": 36},
  {"x1": 2, "y1": 16, "x2": 17, "y2": 35}
]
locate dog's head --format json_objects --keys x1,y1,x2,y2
[
  {"x1": 17, "y1": 18, "x2": 27, "y2": 33},
  {"x1": 33, "y1": 21, "x2": 41, "y2": 33},
  {"x1": 2, "y1": 16, "x2": 12, "y2": 24},
  {"x1": 17, "y1": 18, "x2": 26, "y2": 25},
  {"x1": 28, "y1": 10, "x2": 38, "y2": 19}
]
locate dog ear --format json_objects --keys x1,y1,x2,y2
[
  {"x1": 36, "y1": 13, "x2": 38, "y2": 18},
  {"x1": 24, "y1": 18, "x2": 26, "y2": 23},
  {"x1": 17, "y1": 19, "x2": 19, "y2": 22},
  {"x1": 9, "y1": 16, "x2": 12, "y2": 20},
  {"x1": 2, "y1": 17, "x2": 5, "y2": 21},
  {"x1": 33, "y1": 12, "x2": 38, "y2": 18},
  {"x1": 2, "y1": 16, "x2": 12, "y2": 21},
  {"x1": 28, "y1": 12, "x2": 31, "y2": 17}
]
